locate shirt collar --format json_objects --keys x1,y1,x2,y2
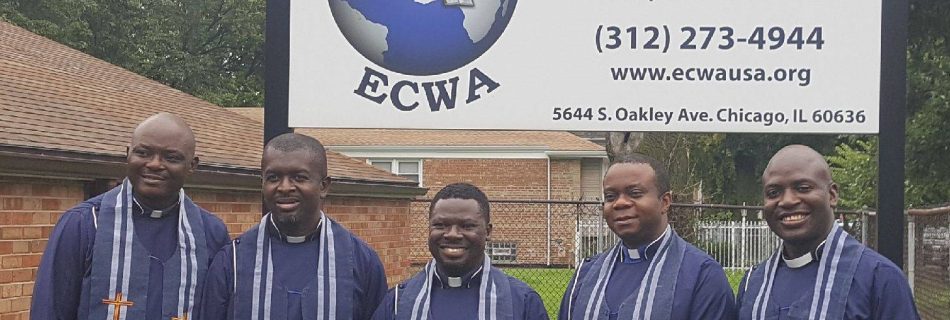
[
  {"x1": 267, "y1": 213, "x2": 323, "y2": 244},
  {"x1": 131, "y1": 195, "x2": 180, "y2": 219},
  {"x1": 782, "y1": 240, "x2": 826, "y2": 269},
  {"x1": 619, "y1": 225, "x2": 670, "y2": 264},
  {"x1": 433, "y1": 265, "x2": 484, "y2": 289}
]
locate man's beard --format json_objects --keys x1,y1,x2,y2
[{"x1": 274, "y1": 213, "x2": 298, "y2": 225}]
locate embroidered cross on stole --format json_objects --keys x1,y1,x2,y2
[{"x1": 101, "y1": 292, "x2": 134, "y2": 320}]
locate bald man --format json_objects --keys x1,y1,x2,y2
[
  {"x1": 736, "y1": 145, "x2": 919, "y2": 319},
  {"x1": 31, "y1": 113, "x2": 230, "y2": 320}
]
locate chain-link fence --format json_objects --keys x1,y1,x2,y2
[
  {"x1": 407, "y1": 199, "x2": 945, "y2": 318},
  {"x1": 907, "y1": 207, "x2": 950, "y2": 320}
]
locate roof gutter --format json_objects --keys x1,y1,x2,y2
[
  {"x1": 0, "y1": 145, "x2": 427, "y2": 198},
  {"x1": 544, "y1": 150, "x2": 608, "y2": 158}
]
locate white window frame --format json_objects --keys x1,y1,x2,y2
[
  {"x1": 486, "y1": 241, "x2": 518, "y2": 264},
  {"x1": 367, "y1": 159, "x2": 424, "y2": 187}
]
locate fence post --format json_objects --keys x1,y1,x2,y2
[
  {"x1": 861, "y1": 211, "x2": 868, "y2": 245},
  {"x1": 741, "y1": 206, "x2": 747, "y2": 268},
  {"x1": 574, "y1": 206, "x2": 580, "y2": 268},
  {"x1": 907, "y1": 214, "x2": 915, "y2": 292},
  {"x1": 546, "y1": 202, "x2": 552, "y2": 266}
]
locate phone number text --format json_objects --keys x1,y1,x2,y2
[{"x1": 595, "y1": 25, "x2": 825, "y2": 53}]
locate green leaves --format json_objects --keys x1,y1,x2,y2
[
  {"x1": 827, "y1": 139, "x2": 877, "y2": 209},
  {"x1": 0, "y1": 0, "x2": 265, "y2": 107}
]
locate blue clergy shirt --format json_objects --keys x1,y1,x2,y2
[
  {"x1": 558, "y1": 234, "x2": 736, "y2": 320},
  {"x1": 371, "y1": 265, "x2": 549, "y2": 320},
  {"x1": 30, "y1": 193, "x2": 230, "y2": 320},
  {"x1": 199, "y1": 218, "x2": 387, "y2": 320},
  {"x1": 737, "y1": 247, "x2": 919, "y2": 319}
]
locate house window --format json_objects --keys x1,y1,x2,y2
[
  {"x1": 369, "y1": 159, "x2": 423, "y2": 186},
  {"x1": 487, "y1": 242, "x2": 517, "y2": 264},
  {"x1": 580, "y1": 158, "x2": 605, "y2": 201}
]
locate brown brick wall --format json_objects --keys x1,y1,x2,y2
[
  {"x1": 422, "y1": 158, "x2": 583, "y2": 200},
  {"x1": 188, "y1": 189, "x2": 414, "y2": 285},
  {"x1": 0, "y1": 177, "x2": 84, "y2": 320},
  {"x1": 422, "y1": 159, "x2": 549, "y2": 199},
  {"x1": 551, "y1": 159, "x2": 582, "y2": 200},
  {"x1": 324, "y1": 197, "x2": 412, "y2": 285},
  {"x1": 0, "y1": 177, "x2": 413, "y2": 318}
]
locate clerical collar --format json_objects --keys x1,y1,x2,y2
[
  {"x1": 433, "y1": 265, "x2": 484, "y2": 289},
  {"x1": 267, "y1": 214, "x2": 322, "y2": 244},
  {"x1": 782, "y1": 240, "x2": 826, "y2": 269},
  {"x1": 131, "y1": 196, "x2": 179, "y2": 219},
  {"x1": 620, "y1": 225, "x2": 670, "y2": 264}
]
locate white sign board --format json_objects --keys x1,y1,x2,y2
[{"x1": 288, "y1": 0, "x2": 882, "y2": 133}]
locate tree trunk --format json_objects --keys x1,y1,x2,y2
[{"x1": 605, "y1": 132, "x2": 644, "y2": 162}]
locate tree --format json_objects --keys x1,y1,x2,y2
[
  {"x1": 0, "y1": 0, "x2": 265, "y2": 107},
  {"x1": 827, "y1": 139, "x2": 878, "y2": 209},
  {"x1": 829, "y1": 0, "x2": 950, "y2": 208},
  {"x1": 904, "y1": 0, "x2": 950, "y2": 206},
  {"x1": 605, "y1": 132, "x2": 644, "y2": 163}
]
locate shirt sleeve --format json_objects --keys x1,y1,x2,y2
[
  {"x1": 688, "y1": 259, "x2": 737, "y2": 320},
  {"x1": 201, "y1": 211, "x2": 232, "y2": 258},
  {"x1": 735, "y1": 267, "x2": 752, "y2": 313},
  {"x1": 197, "y1": 244, "x2": 234, "y2": 320},
  {"x1": 356, "y1": 240, "x2": 389, "y2": 320},
  {"x1": 871, "y1": 261, "x2": 920, "y2": 320},
  {"x1": 524, "y1": 289, "x2": 551, "y2": 320},
  {"x1": 369, "y1": 288, "x2": 397, "y2": 320},
  {"x1": 30, "y1": 204, "x2": 96, "y2": 320}
]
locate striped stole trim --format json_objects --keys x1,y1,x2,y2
[
  {"x1": 748, "y1": 224, "x2": 856, "y2": 320},
  {"x1": 573, "y1": 226, "x2": 677, "y2": 320},
  {"x1": 176, "y1": 190, "x2": 200, "y2": 316},
  {"x1": 105, "y1": 180, "x2": 134, "y2": 319},
  {"x1": 94, "y1": 179, "x2": 202, "y2": 319},
  {"x1": 808, "y1": 226, "x2": 849, "y2": 319},
  {"x1": 405, "y1": 256, "x2": 502, "y2": 320},
  {"x1": 582, "y1": 245, "x2": 618, "y2": 320},
  {"x1": 250, "y1": 212, "x2": 337, "y2": 319},
  {"x1": 750, "y1": 245, "x2": 781, "y2": 320},
  {"x1": 631, "y1": 227, "x2": 674, "y2": 319}
]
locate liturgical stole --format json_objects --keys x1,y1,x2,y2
[
  {"x1": 395, "y1": 256, "x2": 514, "y2": 320},
  {"x1": 87, "y1": 179, "x2": 208, "y2": 319},
  {"x1": 568, "y1": 226, "x2": 686, "y2": 320},
  {"x1": 740, "y1": 224, "x2": 864, "y2": 320},
  {"x1": 232, "y1": 212, "x2": 356, "y2": 320}
]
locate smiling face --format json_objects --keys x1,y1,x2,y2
[
  {"x1": 427, "y1": 198, "x2": 492, "y2": 277},
  {"x1": 602, "y1": 162, "x2": 671, "y2": 249},
  {"x1": 762, "y1": 145, "x2": 838, "y2": 256},
  {"x1": 126, "y1": 114, "x2": 198, "y2": 209},
  {"x1": 261, "y1": 148, "x2": 330, "y2": 236}
]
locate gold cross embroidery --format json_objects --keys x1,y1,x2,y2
[
  {"x1": 172, "y1": 313, "x2": 188, "y2": 320},
  {"x1": 101, "y1": 292, "x2": 134, "y2": 320}
]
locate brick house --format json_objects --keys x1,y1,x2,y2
[
  {"x1": 230, "y1": 108, "x2": 607, "y2": 267},
  {"x1": 0, "y1": 22, "x2": 425, "y2": 318}
]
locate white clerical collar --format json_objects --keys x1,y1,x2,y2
[
  {"x1": 131, "y1": 196, "x2": 179, "y2": 219},
  {"x1": 782, "y1": 240, "x2": 826, "y2": 269},
  {"x1": 434, "y1": 265, "x2": 484, "y2": 288},
  {"x1": 269, "y1": 214, "x2": 323, "y2": 244},
  {"x1": 622, "y1": 225, "x2": 670, "y2": 262}
]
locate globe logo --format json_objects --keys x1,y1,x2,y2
[{"x1": 329, "y1": 0, "x2": 518, "y2": 76}]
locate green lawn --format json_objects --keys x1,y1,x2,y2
[
  {"x1": 502, "y1": 267, "x2": 573, "y2": 319},
  {"x1": 726, "y1": 269, "x2": 745, "y2": 294},
  {"x1": 500, "y1": 267, "x2": 748, "y2": 318}
]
